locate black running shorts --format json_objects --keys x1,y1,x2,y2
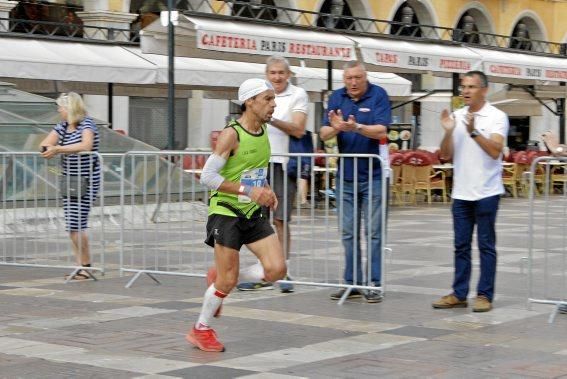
[{"x1": 205, "y1": 213, "x2": 275, "y2": 250}]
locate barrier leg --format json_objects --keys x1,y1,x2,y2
[
  {"x1": 337, "y1": 286, "x2": 354, "y2": 306},
  {"x1": 125, "y1": 271, "x2": 161, "y2": 288},
  {"x1": 64, "y1": 267, "x2": 98, "y2": 284},
  {"x1": 549, "y1": 304, "x2": 560, "y2": 324},
  {"x1": 385, "y1": 247, "x2": 393, "y2": 265},
  {"x1": 520, "y1": 257, "x2": 528, "y2": 275}
]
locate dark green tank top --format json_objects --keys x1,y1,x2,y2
[{"x1": 209, "y1": 119, "x2": 271, "y2": 218}]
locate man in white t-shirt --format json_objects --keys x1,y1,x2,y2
[
  {"x1": 432, "y1": 70, "x2": 509, "y2": 313},
  {"x1": 237, "y1": 55, "x2": 308, "y2": 293}
]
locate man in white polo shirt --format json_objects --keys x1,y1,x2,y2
[
  {"x1": 237, "y1": 55, "x2": 308, "y2": 293},
  {"x1": 432, "y1": 70, "x2": 509, "y2": 313}
]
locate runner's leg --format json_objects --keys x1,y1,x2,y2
[
  {"x1": 246, "y1": 234, "x2": 286, "y2": 283},
  {"x1": 196, "y1": 244, "x2": 239, "y2": 329}
]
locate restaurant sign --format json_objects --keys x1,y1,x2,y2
[
  {"x1": 197, "y1": 30, "x2": 355, "y2": 61},
  {"x1": 361, "y1": 48, "x2": 477, "y2": 73},
  {"x1": 485, "y1": 62, "x2": 567, "y2": 82}
]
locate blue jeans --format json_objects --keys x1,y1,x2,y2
[
  {"x1": 336, "y1": 178, "x2": 382, "y2": 285},
  {"x1": 451, "y1": 195, "x2": 500, "y2": 302}
]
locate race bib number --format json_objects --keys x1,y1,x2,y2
[{"x1": 239, "y1": 167, "x2": 267, "y2": 203}]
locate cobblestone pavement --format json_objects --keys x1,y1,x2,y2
[{"x1": 1, "y1": 198, "x2": 567, "y2": 378}]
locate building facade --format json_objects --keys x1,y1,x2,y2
[{"x1": 1, "y1": 0, "x2": 565, "y2": 151}]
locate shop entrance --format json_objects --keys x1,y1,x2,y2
[{"x1": 508, "y1": 116, "x2": 531, "y2": 151}]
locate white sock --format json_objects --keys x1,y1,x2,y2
[
  {"x1": 239, "y1": 262, "x2": 265, "y2": 282},
  {"x1": 195, "y1": 284, "x2": 226, "y2": 330}
]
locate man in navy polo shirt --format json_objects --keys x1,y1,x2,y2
[{"x1": 320, "y1": 61, "x2": 391, "y2": 303}]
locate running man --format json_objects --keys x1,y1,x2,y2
[{"x1": 186, "y1": 78, "x2": 287, "y2": 352}]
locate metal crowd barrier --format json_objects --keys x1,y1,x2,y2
[
  {"x1": 0, "y1": 152, "x2": 105, "y2": 281},
  {"x1": 119, "y1": 151, "x2": 211, "y2": 287},
  {"x1": 275, "y1": 153, "x2": 389, "y2": 304},
  {"x1": 119, "y1": 151, "x2": 389, "y2": 304},
  {"x1": 526, "y1": 156, "x2": 567, "y2": 323}
]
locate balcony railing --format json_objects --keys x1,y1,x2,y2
[
  {"x1": 184, "y1": 0, "x2": 567, "y2": 57},
  {"x1": 0, "y1": 17, "x2": 139, "y2": 44},
  {"x1": 0, "y1": 0, "x2": 565, "y2": 56}
]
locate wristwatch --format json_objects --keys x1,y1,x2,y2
[
  {"x1": 356, "y1": 123, "x2": 363, "y2": 131},
  {"x1": 470, "y1": 129, "x2": 481, "y2": 138}
]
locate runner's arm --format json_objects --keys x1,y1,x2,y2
[{"x1": 200, "y1": 127, "x2": 238, "y2": 193}]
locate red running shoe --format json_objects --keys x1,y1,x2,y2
[
  {"x1": 207, "y1": 266, "x2": 222, "y2": 318},
  {"x1": 186, "y1": 326, "x2": 225, "y2": 352}
]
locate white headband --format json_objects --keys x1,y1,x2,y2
[{"x1": 238, "y1": 78, "x2": 274, "y2": 102}]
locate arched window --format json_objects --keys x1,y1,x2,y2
[
  {"x1": 316, "y1": 0, "x2": 355, "y2": 31},
  {"x1": 510, "y1": 20, "x2": 532, "y2": 51},
  {"x1": 390, "y1": 2, "x2": 421, "y2": 37},
  {"x1": 10, "y1": 0, "x2": 83, "y2": 37},
  {"x1": 231, "y1": 0, "x2": 278, "y2": 21},
  {"x1": 454, "y1": 12, "x2": 479, "y2": 44}
]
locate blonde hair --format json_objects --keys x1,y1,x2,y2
[{"x1": 56, "y1": 92, "x2": 87, "y2": 125}]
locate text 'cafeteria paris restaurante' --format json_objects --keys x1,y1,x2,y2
[{"x1": 199, "y1": 33, "x2": 352, "y2": 58}]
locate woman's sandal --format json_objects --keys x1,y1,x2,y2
[{"x1": 65, "y1": 269, "x2": 92, "y2": 281}]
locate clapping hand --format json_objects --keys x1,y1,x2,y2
[
  {"x1": 339, "y1": 115, "x2": 358, "y2": 132},
  {"x1": 328, "y1": 110, "x2": 343, "y2": 130},
  {"x1": 465, "y1": 112, "x2": 475, "y2": 134},
  {"x1": 328, "y1": 110, "x2": 357, "y2": 132},
  {"x1": 440, "y1": 110, "x2": 455, "y2": 132}
]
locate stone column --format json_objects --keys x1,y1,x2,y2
[
  {"x1": 76, "y1": 10, "x2": 138, "y2": 42},
  {"x1": 0, "y1": 0, "x2": 17, "y2": 32}
]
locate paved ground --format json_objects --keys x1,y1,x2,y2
[{"x1": 1, "y1": 197, "x2": 567, "y2": 378}]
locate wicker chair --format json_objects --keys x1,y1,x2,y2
[{"x1": 413, "y1": 165, "x2": 447, "y2": 204}]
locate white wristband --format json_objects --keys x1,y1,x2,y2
[{"x1": 238, "y1": 185, "x2": 252, "y2": 196}]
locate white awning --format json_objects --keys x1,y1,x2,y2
[
  {"x1": 0, "y1": 37, "x2": 407, "y2": 96},
  {"x1": 352, "y1": 37, "x2": 482, "y2": 73},
  {"x1": 130, "y1": 49, "x2": 265, "y2": 88},
  {"x1": 0, "y1": 38, "x2": 156, "y2": 84},
  {"x1": 490, "y1": 99, "x2": 543, "y2": 116},
  {"x1": 141, "y1": 15, "x2": 357, "y2": 63},
  {"x1": 404, "y1": 91, "x2": 453, "y2": 103},
  {"x1": 127, "y1": 48, "x2": 411, "y2": 96},
  {"x1": 468, "y1": 47, "x2": 567, "y2": 82}
]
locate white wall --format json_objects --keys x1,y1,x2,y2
[
  {"x1": 419, "y1": 101, "x2": 448, "y2": 150},
  {"x1": 83, "y1": 94, "x2": 129, "y2": 131},
  {"x1": 306, "y1": 102, "x2": 316, "y2": 133},
  {"x1": 112, "y1": 96, "x2": 129, "y2": 133},
  {"x1": 530, "y1": 103, "x2": 559, "y2": 143},
  {"x1": 187, "y1": 91, "x2": 230, "y2": 149},
  {"x1": 83, "y1": 94, "x2": 107, "y2": 122},
  {"x1": 82, "y1": 0, "x2": 109, "y2": 12},
  {"x1": 418, "y1": 76, "x2": 451, "y2": 150}
]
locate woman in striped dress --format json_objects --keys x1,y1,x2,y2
[{"x1": 40, "y1": 92, "x2": 101, "y2": 279}]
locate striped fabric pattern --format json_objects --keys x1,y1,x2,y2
[{"x1": 54, "y1": 117, "x2": 101, "y2": 231}]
